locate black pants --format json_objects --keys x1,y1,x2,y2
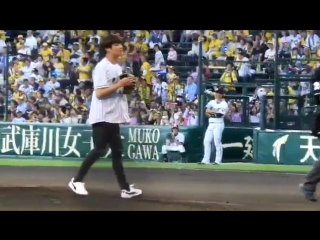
[
  {"x1": 304, "y1": 160, "x2": 320, "y2": 191},
  {"x1": 74, "y1": 122, "x2": 130, "y2": 191}
]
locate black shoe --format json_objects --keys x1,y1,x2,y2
[
  {"x1": 300, "y1": 184, "x2": 317, "y2": 202},
  {"x1": 198, "y1": 162, "x2": 207, "y2": 165}
]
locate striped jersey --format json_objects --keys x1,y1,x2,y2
[{"x1": 88, "y1": 58, "x2": 130, "y2": 124}]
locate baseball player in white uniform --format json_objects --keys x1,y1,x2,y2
[
  {"x1": 162, "y1": 125, "x2": 186, "y2": 162},
  {"x1": 200, "y1": 87, "x2": 228, "y2": 165}
]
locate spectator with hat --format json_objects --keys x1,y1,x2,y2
[
  {"x1": 15, "y1": 35, "x2": 24, "y2": 51},
  {"x1": 39, "y1": 43, "x2": 53, "y2": 62},
  {"x1": 12, "y1": 110, "x2": 26, "y2": 123}
]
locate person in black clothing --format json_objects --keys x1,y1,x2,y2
[{"x1": 300, "y1": 67, "x2": 320, "y2": 201}]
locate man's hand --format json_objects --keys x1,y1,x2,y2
[
  {"x1": 117, "y1": 77, "x2": 135, "y2": 88},
  {"x1": 206, "y1": 109, "x2": 215, "y2": 115},
  {"x1": 205, "y1": 112, "x2": 212, "y2": 118}
]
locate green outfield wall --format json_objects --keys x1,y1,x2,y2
[
  {"x1": 253, "y1": 129, "x2": 318, "y2": 165},
  {"x1": 0, "y1": 123, "x2": 254, "y2": 163}
]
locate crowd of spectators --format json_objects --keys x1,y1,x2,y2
[{"x1": 0, "y1": 30, "x2": 317, "y2": 127}]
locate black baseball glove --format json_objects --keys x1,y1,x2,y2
[
  {"x1": 166, "y1": 133, "x2": 174, "y2": 141},
  {"x1": 119, "y1": 73, "x2": 136, "y2": 94},
  {"x1": 214, "y1": 113, "x2": 224, "y2": 118}
]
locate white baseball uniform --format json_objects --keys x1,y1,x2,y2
[
  {"x1": 162, "y1": 132, "x2": 186, "y2": 154},
  {"x1": 201, "y1": 99, "x2": 228, "y2": 164}
]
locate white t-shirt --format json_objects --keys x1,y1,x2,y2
[
  {"x1": 206, "y1": 99, "x2": 228, "y2": 123},
  {"x1": 25, "y1": 36, "x2": 37, "y2": 50},
  {"x1": 264, "y1": 49, "x2": 276, "y2": 60},
  {"x1": 12, "y1": 117, "x2": 26, "y2": 123},
  {"x1": 173, "y1": 132, "x2": 185, "y2": 144},
  {"x1": 18, "y1": 48, "x2": 31, "y2": 56},
  {"x1": 154, "y1": 50, "x2": 164, "y2": 68},
  {"x1": 21, "y1": 65, "x2": 33, "y2": 78},
  {"x1": 0, "y1": 39, "x2": 6, "y2": 51},
  {"x1": 250, "y1": 115, "x2": 259, "y2": 123},
  {"x1": 46, "y1": 81, "x2": 61, "y2": 89},
  {"x1": 154, "y1": 82, "x2": 167, "y2": 97},
  {"x1": 290, "y1": 34, "x2": 301, "y2": 49},
  {"x1": 88, "y1": 58, "x2": 129, "y2": 124}
]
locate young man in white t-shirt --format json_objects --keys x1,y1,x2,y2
[{"x1": 68, "y1": 34, "x2": 142, "y2": 199}]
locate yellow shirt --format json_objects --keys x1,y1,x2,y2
[
  {"x1": 265, "y1": 32, "x2": 272, "y2": 40},
  {"x1": 236, "y1": 30, "x2": 249, "y2": 36},
  {"x1": 138, "y1": 86, "x2": 151, "y2": 103},
  {"x1": 39, "y1": 48, "x2": 53, "y2": 62},
  {"x1": 168, "y1": 83, "x2": 175, "y2": 101},
  {"x1": 54, "y1": 62, "x2": 64, "y2": 73},
  {"x1": 208, "y1": 39, "x2": 221, "y2": 57},
  {"x1": 13, "y1": 92, "x2": 26, "y2": 102},
  {"x1": 202, "y1": 40, "x2": 209, "y2": 52},
  {"x1": 136, "y1": 30, "x2": 150, "y2": 40},
  {"x1": 77, "y1": 65, "x2": 91, "y2": 82},
  {"x1": 134, "y1": 42, "x2": 148, "y2": 53},
  {"x1": 225, "y1": 31, "x2": 234, "y2": 41},
  {"x1": 82, "y1": 30, "x2": 90, "y2": 38},
  {"x1": 141, "y1": 62, "x2": 152, "y2": 85},
  {"x1": 97, "y1": 30, "x2": 107, "y2": 37},
  {"x1": 56, "y1": 49, "x2": 70, "y2": 62},
  {"x1": 0, "y1": 32, "x2": 5, "y2": 41},
  {"x1": 287, "y1": 86, "x2": 295, "y2": 104},
  {"x1": 220, "y1": 70, "x2": 237, "y2": 91},
  {"x1": 166, "y1": 73, "x2": 177, "y2": 83},
  {"x1": 16, "y1": 42, "x2": 23, "y2": 50},
  {"x1": 206, "y1": 30, "x2": 216, "y2": 38},
  {"x1": 13, "y1": 92, "x2": 20, "y2": 101}
]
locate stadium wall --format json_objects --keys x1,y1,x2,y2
[
  {"x1": 253, "y1": 129, "x2": 318, "y2": 165},
  {"x1": 0, "y1": 123, "x2": 254, "y2": 163}
]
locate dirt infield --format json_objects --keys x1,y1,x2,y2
[{"x1": 0, "y1": 166, "x2": 319, "y2": 210}]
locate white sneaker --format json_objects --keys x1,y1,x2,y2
[
  {"x1": 121, "y1": 184, "x2": 142, "y2": 199},
  {"x1": 68, "y1": 178, "x2": 88, "y2": 195}
]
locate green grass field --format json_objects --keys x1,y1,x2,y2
[{"x1": 0, "y1": 159, "x2": 312, "y2": 173}]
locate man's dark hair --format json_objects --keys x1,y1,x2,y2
[{"x1": 100, "y1": 34, "x2": 123, "y2": 50}]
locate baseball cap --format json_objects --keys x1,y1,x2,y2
[{"x1": 214, "y1": 86, "x2": 225, "y2": 94}]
